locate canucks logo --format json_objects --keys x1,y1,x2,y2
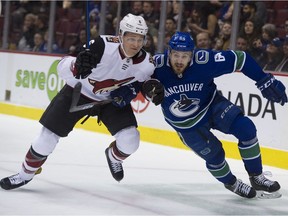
[{"x1": 169, "y1": 94, "x2": 200, "y2": 117}]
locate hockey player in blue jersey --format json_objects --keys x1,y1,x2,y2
[{"x1": 142, "y1": 32, "x2": 287, "y2": 199}]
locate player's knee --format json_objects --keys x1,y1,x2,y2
[
  {"x1": 229, "y1": 116, "x2": 257, "y2": 141},
  {"x1": 31, "y1": 127, "x2": 60, "y2": 156},
  {"x1": 205, "y1": 146, "x2": 225, "y2": 165},
  {"x1": 114, "y1": 126, "x2": 140, "y2": 155}
]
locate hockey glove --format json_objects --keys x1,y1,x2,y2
[
  {"x1": 110, "y1": 83, "x2": 139, "y2": 108},
  {"x1": 142, "y1": 79, "x2": 164, "y2": 106},
  {"x1": 256, "y1": 73, "x2": 288, "y2": 106},
  {"x1": 73, "y1": 50, "x2": 97, "y2": 79}
]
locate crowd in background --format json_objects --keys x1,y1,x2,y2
[{"x1": 1, "y1": 0, "x2": 288, "y2": 72}]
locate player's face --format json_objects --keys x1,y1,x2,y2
[
  {"x1": 169, "y1": 50, "x2": 192, "y2": 75},
  {"x1": 122, "y1": 32, "x2": 145, "y2": 57}
]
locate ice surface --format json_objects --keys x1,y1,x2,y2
[{"x1": 0, "y1": 114, "x2": 287, "y2": 215}]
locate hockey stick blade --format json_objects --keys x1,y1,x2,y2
[
  {"x1": 69, "y1": 82, "x2": 115, "y2": 112},
  {"x1": 70, "y1": 82, "x2": 82, "y2": 112}
]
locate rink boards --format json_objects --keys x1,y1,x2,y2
[{"x1": 0, "y1": 51, "x2": 287, "y2": 170}]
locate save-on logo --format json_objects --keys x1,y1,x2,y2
[{"x1": 15, "y1": 60, "x2": 65, "y2": 101}]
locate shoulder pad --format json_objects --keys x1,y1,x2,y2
[
  {"x1": 103, "y1": 35, "x2": 120, "y2": 43},
  {"x1": 194, "y1": 50, "x2": 210, "y2": 64},
  {"x1": 153, "y1": 54, "x2": 165, "y2": 68}
]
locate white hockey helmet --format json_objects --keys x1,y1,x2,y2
[{"x1": 119, "y1": 13, "x2": 148, "y2": 37}]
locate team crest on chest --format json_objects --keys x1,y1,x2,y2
[
  {"x1": 88, "y1": 77, "x2": 134, "y2": 94},
  {"x1": 169, "y1": 94, "x2": 200, "y2": 117}
]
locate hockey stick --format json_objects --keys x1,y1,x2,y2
[
  {"x1": 86, "y1": 0, "x2": 90, "y2": 49},
  {"x1": 69, "y1": 82, "x2": 113, "y2": 112}
]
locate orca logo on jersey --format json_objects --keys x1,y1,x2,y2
[
  {"x1": 88, "y1": 77, "x2": 135, "y2": 94},
  {"x1": 169, "y1": 94, "x2": 200, "y2": 117}
]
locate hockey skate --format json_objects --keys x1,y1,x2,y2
[
  {"x1": 225, "y1": 179, "x2": 256, "y2": 198},
  {"x1": 0, "y1": 167, "x2": 42, "y2": 190},
  {"x1": 105, "y1": 147, "x2": 124, "y2": 182},
  {"x1": 249, "y1": 172, "x2": 281, "y2": 199}
]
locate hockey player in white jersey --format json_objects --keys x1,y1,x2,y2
[{"x1": 0, "y1": 13, "x2": 162, "y2": 190}]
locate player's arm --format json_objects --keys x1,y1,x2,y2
[
  {"x1": 238, "y1": 51, "x2": 287, "y2": 106},
  {"x1": 72, "y1": 36, "x2": 105, "y2": 79}
]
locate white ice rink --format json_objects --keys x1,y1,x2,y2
[{"x1": 0, "y1": 114, "x2": 288, "y2": 215}]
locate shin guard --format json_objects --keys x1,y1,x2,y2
[{"x1": 20, "y1": 146, "x2": 47, "y2": 180}]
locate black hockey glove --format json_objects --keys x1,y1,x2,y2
[
  {"x1": 256, "y1": 73, "x2": 288, "y2": 106},
  {"x1": 73, "y1": 50, "x2": 97, "y2": 79},
  {"x1": 142, "y1": 79, "x2": 164, "y2": 106},
  {"x1": 110, "y1": 83, "x2": 139, "y2": 108}
]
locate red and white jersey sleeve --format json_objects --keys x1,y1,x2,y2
[{"x1": 57, "y1": 35, "x2": 155, "y2": 101}]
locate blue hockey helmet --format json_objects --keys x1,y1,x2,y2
[{"x1": 169, "y1": 32, "x2": 195, "y2": 52}]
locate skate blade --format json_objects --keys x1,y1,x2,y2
[
  {"x1": 256, "y1": 190, "x2": 282, "y2": 199},
  {"x1": 35, "y1": 167, "x2": 42, "y2": 175}
]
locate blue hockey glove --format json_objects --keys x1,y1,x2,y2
[
  {"x1": 110, "y1": 83, "x2": 139, "y2": 108},
  {"x1": 142, "y1": 79, "x2": 164, "y2": 106},
  {"x1": 256, "y1": 73, "x2": 288, "y2": 106},
  {"x1": 73, "y1": 50, "x2": 97, "y2": 79}
]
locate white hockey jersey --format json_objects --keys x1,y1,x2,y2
[{"x1": 57, "y1": 35, "x2": 155, "y2": 101}]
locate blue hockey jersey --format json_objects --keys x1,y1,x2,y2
[{"x1": 153, "y1": 49, "x2": 266, "y2": 131}]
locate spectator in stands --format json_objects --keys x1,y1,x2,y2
[
  {"x1": 143, "y1": 32, "x2": 156, "y2": 56},
  {"x1": 131, "y1": 1, "x2": 143, "y2": 16},
  {"x1": 141, "y1": 1, "x2": 159, "y2": 45},
  {"x1": 18, "y1": 13, "x2": 36, "y2": 51},
  {"x1": 39, "y1": 30, "x2": 63, "y2": 54},
  {"x1": 68, "y1": 28, "x2": 86, "y2": 56},
  {"x1": 110, "y1": 17, "x2": 120, "y2": 35},
  {"x1": 171, "y1": 0, "x2": 181, "y2": 22},
  {"x1": 186, "y1": 8, "x2": 201, "y2": 39},
  {"x1": 263, "y1": 37, "x2": 284, "y2": 71},
  {"x1": 275, "y1": 36, "x2": 288, "y2": 72},
  {"x1": 62, "y1": 0, "x2": 72, "y2": 9},
  {"x1": 261, "y1": 23, "x2": 278, "y2": 49},
  {"x1": 213, "y1": 21, "x2": 232, "y2": 50},
  {"x1": 239, "y1": 19, "x2": 261, "y2": 52},
  {"x1": 245, "y1": 23, "x2": 277, "y2": 65},
  {"x1": 11, "y1": 1, "x2": 32, "y2": 32},
  {"x1": 249, "y1": 37, "x2": 267, "y2": 68},
  {"x1": 164, "y1": 32, "x2": 174, "y2": 50},
  {"x1": 254, "y1": 2, "x2": 268, "y2": 27},
  {"x1": 143, "y1": 1, "x2": 159, "y2": 29},
  {"x1": 187, "y1": 2, "x2": 220, "y2": 40},
  {"x1": 195, "y1": 32, "x2": 211, "y2": 49},
  {"x1": 89, "y1": 7, "x2": 100, "y2": 27},
  {"x1": 32, "y1": 32, "x2": 44, "y2": 52},
  {"x1": 235, "y1": 36, "x2": 248, "y2": 51},
  {"x1": 90, "y1": 24, "x2": 99, "y2": 40},
  {"x1": 34, "y1": 14, "x2": 48, "y2": 35},
  {"x1": 166, "y1": 1, "x2": 174, "y2": 18},
  {"x1": 165, "y1": 17, "x2": 177, "y2": 38},
  {"x1": 218, "y1": 1, "x2": 234, "y2": 22},
  {"x1": 240, "y1": 1, "x2": 266, "y2": 30}
]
